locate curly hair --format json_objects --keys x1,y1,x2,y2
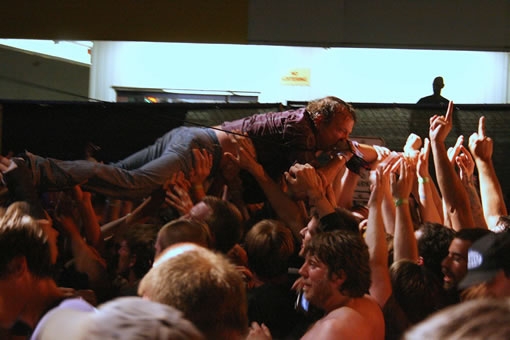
[
  {"x1": 306, "y1": 96, "x2": 356, "y2": 126},
  {"x1": 305, "y1": 230, "x2": 370, "y2": 298}
]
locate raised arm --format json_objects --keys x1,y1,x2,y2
[
  {"x1": 456, "y1": 146, "x2": 488, "y2": 229},
  {"x1": 227, "y1": 134, "x2": 306, "y2": 238},
  {"x1": 366, "y1": 166, "x2": 392, "y2": 307},
  {"x1": 71, "y1": 185, "x2": 102, "y2": 249},
  {"x1": 416, "y1": 138, "x2": 442, "y2": 224},
  {"x1": 391, "y1": 158, "x2": 419, "y2": 262},
  {"x1": 468, "y1": 116, "x2": 507, "y2": 230},
  {"x1": 379, "y1": 153, "x2": 400, "y2": 235},
  {"x1": 429, "y1": 101, "x2": 474, "y2": 230}
]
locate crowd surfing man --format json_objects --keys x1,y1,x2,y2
[{"x1": 0, "y1": 96, "x2": 376, "y2": 202}]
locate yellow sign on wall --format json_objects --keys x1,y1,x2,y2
[{"x1": 281, "y1": 68, "x2": 310, "y2": 86}]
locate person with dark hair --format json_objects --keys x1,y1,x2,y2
[
  {"x1": 297, "y1": 230, "x2": 384, "y2": 340},
  {"x1": 417, "y1": 76, "x2": 449, "y2": 106},
  {"x1": 111, "y1": 223, "x2": 158, "y2": 297},
  {"x1": 184, "y1": 196, "x2": 243, "y2": 253},
  {"x1": 243, "y1": 220, "x2": 302, "y2": 339},
  {"x1": 390, "y1": 260, "x2": 447, "y2": 325},
  {"x1": 416, "y1": 222, "x2": 455, "y2": 280}
]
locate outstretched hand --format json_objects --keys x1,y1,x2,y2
[
  {"x1": 369, "y1": 166, "x2": 384, "y2": 205},
  {"x1": 391, "y1": 158, "x2": 414, "y2": 200},
  {"x1": 403, "y1": 133, "x2": 422, "y2": 167},
  {"x1": 188, "y1": 148, "x2": 213, "y2": 186},
  {"x1": 225, "y1": 133, "x2": 263, "y2": 177},
  {"x1": 165, "y1": 181, "x2": 194, "y2": 216},
  {"x1": 285, "y1": 163, "x2": 324, "y2": 201}
]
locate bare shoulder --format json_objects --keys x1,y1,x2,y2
[
  {"x1": 302, "y1": 312, "x2": 370, "y2": 340},
  {"x1": 302, "y1": 297, "x2": 385, "y2": 340},
  {"x1": 333, "y1": 296, "x2": 384, "y2": 339}
]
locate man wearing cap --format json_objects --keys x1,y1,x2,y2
[
  {"x1": 458, "y1": 231, "x2": 510, "y2": 297},
  {"x1": 441, "y1": 228, "x2": 492, "y2": 294}
]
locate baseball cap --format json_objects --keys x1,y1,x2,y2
[{"x1": 459, "y1": 231, "x2": 510, "y2": 290}]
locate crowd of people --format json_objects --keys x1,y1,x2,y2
[{"x1": 0, "y1": 96, "x2": 509, "y2": 340}]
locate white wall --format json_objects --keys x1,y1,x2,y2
[{"x1": 90, "y1": 41, "x2": 509, "y2": 104}]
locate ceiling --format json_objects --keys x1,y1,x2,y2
[{"x1": 1, "y1": 0, "x2": 509, "y2": 51}]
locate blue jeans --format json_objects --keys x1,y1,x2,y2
[{"x1": 25, "y1": 127, "x2": 222, "y2": 200}]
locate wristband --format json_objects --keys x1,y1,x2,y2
[
  {"x1": 394, "y1": 198, "x2": 409, "y2": 207},
  {"x1": 418, "y1": 177, "x2": 429, "y2": 184}
]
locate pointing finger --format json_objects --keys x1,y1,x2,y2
[
  {"x1": 478, "y1": 116, "x2": 486, "y2": 138},
  {"x1": 445, "y1": 101, "x2": 454, "y2": 122}
]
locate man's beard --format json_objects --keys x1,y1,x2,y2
[{"x1": 305, "y1": 278, "x2": 334, "y2": 310}]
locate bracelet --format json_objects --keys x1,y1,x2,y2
[
  {"x1": 418, "y1": 177, "x2": 429, "y2": 184},
  {"x1": 394, "y1": 198, "x2": 409, "y2": 207}
]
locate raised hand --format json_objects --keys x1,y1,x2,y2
[
  {"x1": 447, "y1": 135, "x2": 464, "y2": 166},
  {"x1": 369, "y1": 166, "x2": 384, "y2": 205},
  {"x1": 175, "y1": 171, "x2": 191, "y2": 193},
  {"x1": 403, "y1": 133, "x2": 422, "y2": 167},
  {"x1": 391, "y1": 158, "x2": 414, "y2": 200},
  {"x1": 225, "y1": 133, "x2": 263, "y2": 178},
  {"x1": 370, "y1": 145, "x2": 391, "y2": 169},
  {"x1": 456, "y1": 146, "x2": 475, "y2": 184},
  {"x1": 285, "y1": 163, "x2": 324, "y2": 201},
  {"x1": 165, "y1": 183, "x2": 193, "y2": 216},
  {"x1": 188, "y1": 148, "x2": 213, "y2": 186},
  {"x1": 468, "y1": 116, "x2": 493, "y2": 163},
  {"x1": 429, "y1": 101, "x2": 454, "y2": 144},
  {"x1": 416, "y1": 138, "x2": 431, "y2": 178}
]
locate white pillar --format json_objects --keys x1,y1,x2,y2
[{"x1": 89, "y1": 41, "x2": 117, "y2": 102}]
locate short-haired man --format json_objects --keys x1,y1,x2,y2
[
  {"x1": 138, "y1": 243, "x2": 248, "y2": 340},
  {"x1": 183, "y1": 196, "x2": 244, "y2": 253},
  {"x1": 299, "y1": 231, "x2": 384, "y2": 340}
]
